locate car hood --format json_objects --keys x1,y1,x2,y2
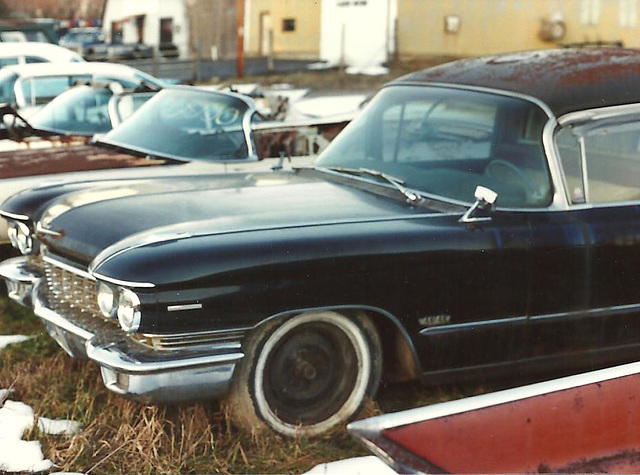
[{"x1": 40, "y1": 170, "x2": 432, "y2": 266}]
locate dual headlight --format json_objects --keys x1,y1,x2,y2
[
  {"x1": 7, "y1": 221, "x2": 34, "y2": 255},
  {"x1": 97, "y1": 282, "x2": 142, "y2": 332}
]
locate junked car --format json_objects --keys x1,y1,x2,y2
[
  {"x1": 0, "y1": 42, "x2": 84, "y2": 68},
  {"x1": 6, "y1": 48, "x2": 637, "y2": 436},
  {"x1": 0, "y1": 61, "x2": 163, "y2": 117},
  {"x1": 0, "y1": 86, "x2": 343, "y2": 248}
]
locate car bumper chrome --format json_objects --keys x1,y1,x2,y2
[
  {"x1": 2, "y1": 257, "x2": 243, "y2": 404},
  {"x1": 0, "y1": 256, "x2": 43, "y2": 306}
]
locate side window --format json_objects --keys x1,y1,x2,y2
[
  {"x1": 0, "y1": 72, "x2": 18, "y2": 104},
  {"x1": 25, "y1": 56, "x2": 48, "y2": 64},
  {"x1": 0, "y1": 57, "x2": 19, "y2": 67},
  {"x1": 585, "y1": 124, "x2": 640, "y2": 202},
  {"x1": 22, "y1": 75, "x2": 92, "y2": 106},
  {"x1": 557, "y1": 121, "x2": 640, "y2": 204}
]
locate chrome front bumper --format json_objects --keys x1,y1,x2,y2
[
  {"x1": 0, "y1": 256, "x2": 43, "y2": 306},
  {"x1": 2, "y1": 257, "x2": 244, "y2": 404}
]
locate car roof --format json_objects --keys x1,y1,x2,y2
[
  {"x1": 0, "y1": 42, "x2": 83, "y2": 61},
  {"x1": 395, "y1": 48, "x2": 640, "y2": 117},
  {"x1": 1, "y1": 61, "x2": 147, "y2": 79}
]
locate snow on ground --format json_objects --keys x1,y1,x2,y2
[
  {"x1": 304, "y1": 456, "x2": 398, "y2": 474},
  {"x1": 0, "y1": 396, "x2": 80, "y2": 473},
  {"x1": 0, "y1": 335, "x2": 33, "y2": 350}
]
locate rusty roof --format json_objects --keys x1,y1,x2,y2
[{"x1": 396, "y1": 48, "x2": 640, "y2": 117}]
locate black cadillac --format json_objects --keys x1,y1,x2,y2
[{"x1": 3, "y1": 48, "x2": 640, "y2": 436}]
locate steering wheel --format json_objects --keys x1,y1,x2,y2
[{"x1": 485, "y1": 159, "x2": 542, "y2": 201}]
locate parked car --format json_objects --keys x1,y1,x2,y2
[
  {"x1": 0, "y1": 18, "x2": 58, "y2": 44},
  {"x1": 0, "y1": 62, "x2": 163, "y2": 117},
  {"x1": 107, "y1": 42, "x2": 153, "y2": 60},
  {"x1": 0, "y1": 42, "x2": 83, "y2": 68},
  {"x1": 59, "y1": 27, "x2": 108, "y2": 61},
  {"x1": 348, "y1": 360, "x2": 640, "y2": 473}
]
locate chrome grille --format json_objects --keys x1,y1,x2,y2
[{"x1": 42, "y1": 258, "x2": 101, "y2": 318}]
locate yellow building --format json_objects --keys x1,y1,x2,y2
[
  {"x1": 245, "y1": 0, "x2": 321, "y2": 59},
  {"x1": 398, "y1": 0, "x2": 640, "y2": 58}
]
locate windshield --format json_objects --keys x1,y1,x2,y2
[
  {"x1": 111, "y1": 92, "x2": 154, "y2": 124},
  {"x1": 98, "y1": 88, "x2": 256, "y2": 162},
  {"x1": 29, "y1": 85, "x2": 113, "y2": 135},
  {"x1": 0, "y1": 70, "x2": 17, "y2": 104},
  {"x1": 316, "y1": 85, "x2": 553, "y2": 208}
]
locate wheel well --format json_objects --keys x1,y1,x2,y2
[
  {"x1": 254, "y1": 306, "x2": 421, "y2": 384},
  {"x1": 352, "y1": 309, "x2": 421, "y2": 383}
]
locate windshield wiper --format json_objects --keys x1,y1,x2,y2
[{"x1": 324, "y1": 166, "x2": 423, "y2": 204}]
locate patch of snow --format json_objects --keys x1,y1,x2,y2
[
  {"x1": 38, "y1": 418, "x2": 81, "y2": 436},
  {"x1": 0, "y1": 394, "x2": 80, "y2": 473},
  {"x1": 304, "y1": 456, "x2": 398, "y2": 475},
  {"x1": 0, "y1": 388, "x2": 14, "y2": 401},
  {"x1": 345, "y1": 66, "x2": 390, "y2": 76},
  {"x1": 0, "y1": 335, "x2": 33, "y2": 350},
  {"x1": 285, "y1": 94, "x2": 368, "y2": 122},
  {"x1": 306, "y1": 61, "x2": 335, "y2": 71}
]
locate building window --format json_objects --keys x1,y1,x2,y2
[
  {"x1": 580, "y1": 0, "x2": 601, "y2": 25},
  {"x1": 620, "y1": 0, "x2": 638, "y2": 27},
  {"x1": 282, "y1": 18, "x2": 296, "y2": 32}
]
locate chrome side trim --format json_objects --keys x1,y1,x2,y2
[
  {"x1": 420, "y1": 316, "x2": 527, "y2": 336},
  {"x1": 167, "y1": 303, "x2": 203, "y2": 312},
  {"x1": 529, "y1": 302, "x2": 640, "y2": 322},
  {"x1": 92, "y1": 272, "x2": 155, "y2": 289},
  {"x1": 0, "y1": 210, "x2": 29, "y2": 221},
  {"x1": 558, "y1": 102, "x2": 640, "y2": 126},
  {"x1": 36, "y1": 222, "x2": 62, "y2": 237},
  {"x1": 42, "y1": 255, "x2": 94, "y2": 281}
]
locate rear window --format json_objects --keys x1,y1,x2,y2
[{"x1": 21, "y1": 75, "x2": 92, "y2": 106}]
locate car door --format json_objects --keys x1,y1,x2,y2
[{"x1": 528, "y1": 112, "x2": 640, "y2": 367}]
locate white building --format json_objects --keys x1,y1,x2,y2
[{"x1": 102, "y1": 0, "x2": 190, "y2": 58}]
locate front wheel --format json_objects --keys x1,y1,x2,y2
[{"x1": 227, "y1": 311, "x2": 382, "y2": 437}]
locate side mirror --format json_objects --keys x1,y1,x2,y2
[{"x1": 459, "y1": 186, "x2": 498, "y2": 224}]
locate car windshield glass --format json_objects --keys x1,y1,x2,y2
[
  {"x1": 21, "y1": 75, "x2": 92, "y2": 106},
  {"x1": 315, "y1": 85, "x2": 553, "y2": 208},
  {"x1": 111, "y1": 92, "x2": 154, "y2": 123},
  {"x1": 0, "y1": 70, "x2": 17, "y2": 103},
  {"x1": 98, "y1": 88, "x2": 254, "y2": 162},
  {"x1": 29, "y1": 85, "x2": 113, "y2": 135}
]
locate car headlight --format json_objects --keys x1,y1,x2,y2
[
  {"x1": 117, "y1": 288, "x2": 141, "y2": 332},
  {"x1": 96, "y1": 282, "x2": 118, "y2": 318},
  {"x1": 8, "y1": 221, "x2": 34, "y2": 255}
]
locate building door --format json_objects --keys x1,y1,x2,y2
[
  {"x1": 160, "y1": 18, "x2": 174, "y2": 45},
  {"x1": 259, "y1": 11, "x2": 272, "y2": 56}
]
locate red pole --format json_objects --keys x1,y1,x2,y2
[{"x1": 236, "y1": 0, "x2": 245, "y2": 78}]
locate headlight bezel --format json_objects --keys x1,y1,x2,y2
[
  {"x1": 117, "y1": 288, "x2": 142, "y2": 333},
  {"x1": 96, "y1": 282, "x2": 118, "y2": 319}
]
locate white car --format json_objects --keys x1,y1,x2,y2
[
  {"x1": 0, "y1": 42, "x2": 84, "y2": 68},
  {"x1": 0, "y1": 62, "x2": 163, "y2": 117}
]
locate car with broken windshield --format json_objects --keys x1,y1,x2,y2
[{"x1": 3, "y1": 48, "x2": 638, "y2": 437}]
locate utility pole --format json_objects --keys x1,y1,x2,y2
[{"x1": 236, "y1": 0, "x2": 244, "y2": 78}]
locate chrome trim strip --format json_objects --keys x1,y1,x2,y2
[
  {"x1": 420, "y1": 316, "x2": 527, "y2": 336},
  {"x1": 86, "y1": 341, "x2": 244, "y2": 374},
  {"x1": 43, "y1": 255, "x2": 94, "y2": 280},
  {"x1": 92, "y1": 272, "x2": 155, "y2": 289},
  {"x1": 142, "y1": 326, "x2": 251, "y2": 340},
  {"x1": 558, "y1": 102, "x2": 640, "y2": 126},
  {"x1": 36, "y1": 222, "x2": 62, "y2": 237},
  {"x1": 529, "y1": 302, "x2": 640, "y2": 322},
  {"x1": 0, "y1": 210, "x2": 29, "y2": 221},
  {"x1": 578, "y1": 135, "x2": 590, "y2": 203},
  {"x1": 167, "y1": 303, "x2": 203, "y2": 312},
  {"x1": 347, "y1": 360, "x2": 640, "y2": 434}
]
